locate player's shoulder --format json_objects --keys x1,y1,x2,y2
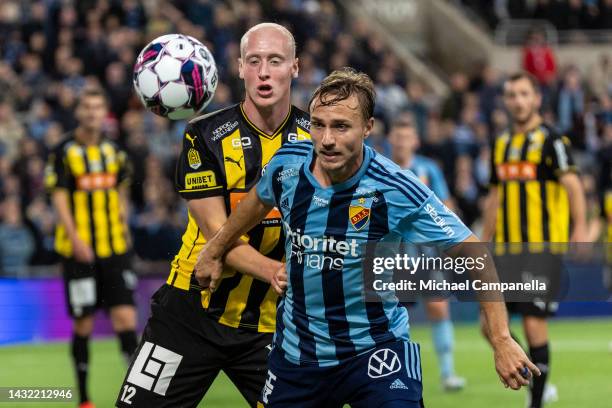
[
  {"x1": 51, "y1": 132, "x2": 78, "y2": 155},
  {"x1": 290, "y1": 105, "x2": 311, "y2": 132},
  {"x1": 538, "y1": 123, "x2": 569, "y2": 144},
  {"x1": 366, "y1": 148, "x2": 430, "y2": 204},
  {"x1": 273, "y1": 139, "x2": 313, "y2": 164},
  {"x1": 186, "y1": 103, "x2": 241, "y2": 142}
]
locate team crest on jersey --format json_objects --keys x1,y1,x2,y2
[
  {"x1": 188, "y1": 148, "x2": 201, "y2": 169},
  {"x1": 350, "y1": 205, "x2": 370, "y2": 230}
]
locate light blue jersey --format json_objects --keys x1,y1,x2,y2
[{"x1": 256, "y1": 141, "x2": 471, "y2": 367}]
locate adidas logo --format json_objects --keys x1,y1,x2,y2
[
  {"x1": 390, "y1": 379, "x2": 409, "y2": 390},
  {"x1": 281, "y1": 198, "x2": 290, "y2": 211}
]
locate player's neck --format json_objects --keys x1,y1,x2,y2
[
  {"x1": 75, "y1": 127, "x2": 101, "y2": 146},
  {"x1": 512, "y1": 114, "x2": 542, "y2": 134},
  {"x1": 242, "y1": 97, "x2": 290, "y2": 135}
]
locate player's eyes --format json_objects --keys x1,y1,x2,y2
[
  {"x1": 248, "y1": 59, "x2": 259, "y2": 65},
  {"x1": 311, "y1": 122, "x2": 323, "y2": 128},
  {"x1": 336, "y1": 124, "x2": 348, "y2": 131},
  {"x1": 270, "y1": 58, "x2": 281, "y2": 65}
]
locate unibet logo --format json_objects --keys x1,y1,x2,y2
[
  {"x1": 185, "y1": 170, "x2": 217, "y2": 190},
  {"x1": 424, "y1": 203, "x2": 455, "y2": 238},
  {"x1": 126, "y1": 342, "x2": 183, "y2": 396}
]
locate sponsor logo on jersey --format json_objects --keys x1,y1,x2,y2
[
  {"x1": 350, "y1": 205, "x2": 370, "y2": 231},
  {"x1": 276, "y1": 168, "x2": 299, "y2": 182},
  {"x1": 185, "y1": 170, "x2": 217, "y2": 190},
  {"x1": 424, "y1": 202, "x2": 455, "y2": 237},
  {"x1": 280, "y1": 197, "x2": 290, "y2": 211},
  {"x1": 367, "y1": 348, "x2": 401, "y2": 378},
  {"x1": 313, "y1": 195, "x2": 329, "y2": 207},
  {"x1": 126, "y1": 342, "x2": 183, "y2": 396},
  {"x1": 231, "y1": 136, "x2": 252, "y2": 149},
  {"x1": 389, "y1": 378, "x2": 409, "y2": 390},
  {"x1": 76, "y1": 173, "x2": 117, "y2": 191},
  {"x1": 224, "y1": 155, "x2": 243, "y2": 169},
  {"x1": 185, "y1": 132, "x2": 197, "y2": 147},
  {"x1": 188, "y1": 148, "x2": 201, "y2": 169},
  {"x1": 296, "y1": 116, "x2": 311, "y2": 131},
  {"x1": 496, "y1": 161, "x2": 537, "y2": 181},
  {"x1": 284, "y1": 221, "x2": 359, "y2": 271},
  {"x1": 211, "y1": 120, "x2": 239, "y2": 141}
]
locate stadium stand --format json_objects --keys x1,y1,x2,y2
[{"x1": 0, "y1": 0, "x2": 609, "y2": 280}]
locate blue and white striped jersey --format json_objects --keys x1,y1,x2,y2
[{"x1": 256, "y1": 141, "x2": 471, "y2": 367}]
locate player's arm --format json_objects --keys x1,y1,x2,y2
[
  {"x1": 399, "y1": 185, "x2": 539, "y2": 390},
  {"x1": 446, "y1": 235, "x2": 540, "y2": 390},
  {"x1": 481, "y1": 140, "x2": 499, "y2": 242},
  {"x1": 481, "y1": 186, "x2": 499, "y2": 242},
  {"x1": 45, "y1": 151, "x2": 94, "y2": 263},
  {"x1": 117, "y1": 150, "x2": 133, "y2": 245},
  {"x1": 548, "y1": 134, "x2": 588, "y2": 242},
  {"x1": 190, "y1": 196, "x2": 283, "y2": 286},
  {"x1": 559, "y1": 172, "x2": 588, "y2": 242},
  {"x1": 194, "y1": 189, "x2": 275, "y2": 292},
  {"x1": 176, "y1": 124, "x2": 283, "y2": 288}
]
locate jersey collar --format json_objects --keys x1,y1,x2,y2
[{"x1": 239, "y1": 103, "x2": 293, "y2": 140}]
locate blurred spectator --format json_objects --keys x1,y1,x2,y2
[
  {"x1": 0, "y1": 196, "x2": 35, "y2": 276},
  {"x1": 0, "y1": 0, "x2": 609, "y2": 272},
  {"x1": 557, "y1": 66, "x2": 586, "y2": 146},
  {"x1": 588, "y1": 54, "x2": 612, "y2": 102},
  {"x1": 441, "y1": 72, "x2": 469, "y2": 122},
  {"x1": 0, "y1": 100, "x2": 26, "y2": 162},
  {"x1": 522, "y1": 29, "x2": 557, "y2": 88}
]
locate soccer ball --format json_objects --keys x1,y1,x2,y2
[{"x1": 133, "y1": 34, "x2": 218, "y2": 120}]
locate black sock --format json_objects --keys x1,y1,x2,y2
[
  {"x1": 71, "y1": 334, "x2": 90, "y2": 403},
  {"x1": 117, "y1": 330, "x2": 138, "y2": 364},
  {"x1": 529, "y1": 343, "x2": 549, "y2": 408}
]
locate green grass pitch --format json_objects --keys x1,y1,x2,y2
[{"x1": 0, "y1": 318, "x2": 610, "y2": 407}]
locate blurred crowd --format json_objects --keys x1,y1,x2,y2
[
  {"x1": 0, "y1": 0, "x2": 610, "y2": 276},
  {"x1": 461, "y1": 0, "x2": 612, "y2": 31}
]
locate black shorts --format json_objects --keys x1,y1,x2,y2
[
  {"x1": 116, "y1": 285, "x2": 273, "y2": 408},
  {"x1": 62, "y1": 254, "x2": 136, "y2": 318},
  {"x1": 506, "y1": 301, "x2": 559, "y2": 318}
]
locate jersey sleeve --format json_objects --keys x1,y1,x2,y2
[
  {"x1": 116, "y1": 149, "x2": 132, "y2": 187},
  {"x1": 398, "y1": 194, "x2": 472, "y2": 250},
  {"x1": 256, "y1": 156, "x2": 282, "y2": 207},
  {"x1": 44, "y1": 147, "x2": 69, "y2": 191},
  {"x1": 488, "y1": 139, "x2": 498, "y2": 186},
  {"x1": 543, "y1": 133, "x2": 577, "y2": 178},
  {"x1": 175, "y1": 123, "x2": 224, "y2": 200}
]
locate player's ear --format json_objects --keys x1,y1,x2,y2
[
  {"x1": 238, "y1": 58, "x2": 245, "y2": 79},
  {"x1": 363, "y1": 117, "x2": 375, "y2": 140},
  {"x1": 292, "y1": 58, "x2": 299, "y2": 78}
]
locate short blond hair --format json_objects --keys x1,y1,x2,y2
[{"x1": 240, "y1": 22, "x2": 296, "y2": 59}]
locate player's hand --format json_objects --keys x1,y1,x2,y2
[
  {"x1": 492, "y1": 336, "x2": 540, "y2": 390},
  {"x1": 194, "y1": 242, "x2": 224, "y2": 292},
  {"x1": 271, "y1": 264, "x2": 287, "y2": 296},
  {"x1": 71, "y1": 237, "x2": 94, "y2": 263}
]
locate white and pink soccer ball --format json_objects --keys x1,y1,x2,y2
[{"x1": 133, "y1": 34, "x2": 218, "y2": 120}]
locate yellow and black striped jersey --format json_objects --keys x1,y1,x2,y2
[
  {"x1": 45, "y1": 134, "x2": 131, "y2": 258},
  {"x1": 490, "y1": 123, "x2": 576, "y2": 244},
  {"x1": 170, "y1": 103, "x2": 311, "y2": 332}
]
